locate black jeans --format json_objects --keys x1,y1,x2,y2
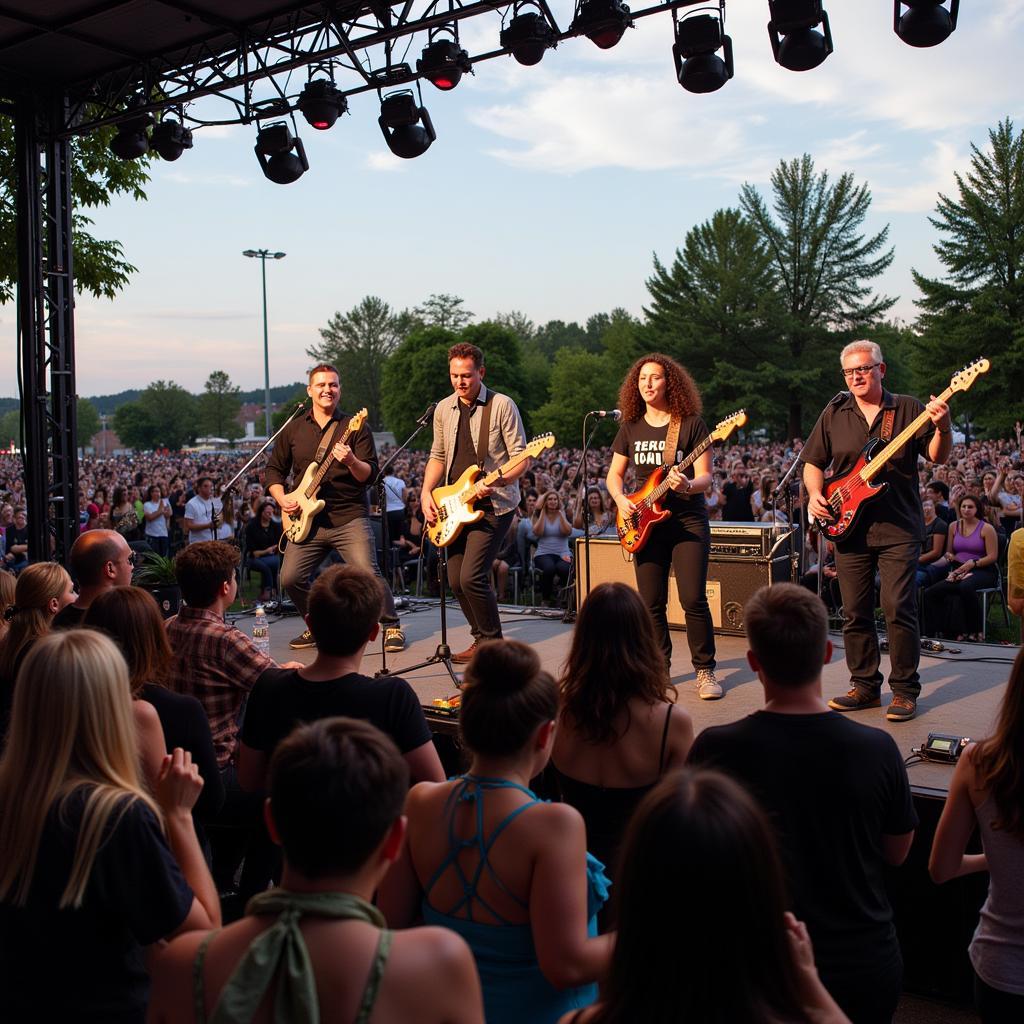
[
  {"x1": 923, "y1": 564, "x2": 997, "y2": 636},
  {"x1": 446, "y1": 508, "x2": 513, "y2": 642},
  {"x1": 834, "y1": 538, "x2": 921, "y2": 699},
  {"x1": 634, "y1": 510, "x2": 715, "y2": 671},
  {"x1": 820, "y1": 952, "x2": 902, "y2": 1024},
  {"x1": 975, "y1": 972, "x2": 1024, "y2": 1023},
  {"x1": 534, "y1": 552, "x2": 571, "y2": 600}
]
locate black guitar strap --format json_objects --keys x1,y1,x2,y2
[
  {"x1": 475, "y1": 391, "x2": 493, "y2": 470},
  {"x1": 315, "y1": 419, "x2": 340, "y2": 464}
]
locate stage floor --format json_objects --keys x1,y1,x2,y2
[{"x1": 247, "y1": 598, "x2": 1019, "y2": 800}]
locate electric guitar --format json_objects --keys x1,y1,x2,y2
[
  {"x1": 616, "y1": 410, "x2": 748, "y2": 554},
  {"x1": 812, "y1": 357, "x2": 990, "y2": 541},
  {"x1": 427, "y1": 433, "x2": 556, "y2": 548},
  {"x1": 281, "y1": 408, "x2": 368, "y2": 544}
]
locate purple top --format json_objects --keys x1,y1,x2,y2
[{"x1": 952, "y1": 520, "x2": 986, "y2": 562}]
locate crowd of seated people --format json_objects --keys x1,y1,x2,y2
[{"x1": 2, "y1": 424, "x2": 1024, "y2": 1022}]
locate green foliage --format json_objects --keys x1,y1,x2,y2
[
  {"x1": 532, "y1": 349, "x2": 619, "y2": 443},
  {"x1": 76, "y1": 398, "x2": 101, "y2": 445},
  {"x1": 307, "y1": 296, "x2": 410, "y2": 429},
  {"x1": 461, "y1": 322, "x2": 527, "y2": 408},
  {"x1": 272, "y1": 386, "x2": 309, "y2": 432},
  {"x1": 533, "y1": 320, "x2": 589, "y2": 359},
  {"x1": 412, "y1": 293, "x2": 474, "y2": 331},
  {"x1": 0, "y1": 408, "x2": 20, "y2": 448},
  {"x1": 197, "y1": 371, "x2": 242, "y2": 441},
  {"x1": 381, "y1": 326, "x2": 459, "y2": 447},
  {"x1": 739, "y1": 156, "x2": 896, "y2": 437},
  {"x1": 0, "y1": 112, "x2": 149, "y2": 304},
  {"x1": 910, "y1": 118, "x2": 1024, "y2": 436},
  {"x1": 113, "y1": 381, "x2": 197, "y2": 450}
]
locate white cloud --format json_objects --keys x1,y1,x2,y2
[
  {"x1": 365, "y1": 150, "x2": 407, "y2": 172},
  {"x1": 160, "y1": 170, "x2": 251, "y2": 187},
  {"x1": 872, "y1": 139, "x2": 964, "y2": 213}
]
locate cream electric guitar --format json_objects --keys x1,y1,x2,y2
[
  {"x1": 427, "y1": 433, "x2": 556, "y2": 548},
  {"x1": 281, "y1": 408, "x2": 368, "y2": 544}
]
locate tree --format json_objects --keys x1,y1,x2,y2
[
  {"x1": 910, "y1": 118, "x2": 1024, "y2": 436},
  {"x1": 532, "y1": 349, "x2": 619, "y2": 443},
  {"x1": 381, "y1": 326, "x2": 459, "y2": 446},
  {"x1": 113, "y1": 402, "x2": 156, "y2": 450},
  {"x1": 272, "y1": 386, "x2": 309, "y2": 432},
  {"x1": 0, "y1": 408, "x2": 20, "y2": 448},
  {"x1": 115, "y1": 381, "x2": 198, "y2": 450},
  {"x1": 307, "y1": 296, "x2": 410, "y2": 429},
  {"x1": 413, "y1": 293, "x2": 474, "y2": 331},
  {"x1": 532, "y1": 319, "x2": 588, "y2": 359},
  {"x1": 740, "y1": 156, "x2": 896, "y2": 437},
  {"x1": 76, "y1": 398, "x2": 101, "y2": 447},
  {"x1": 0, "y1": 114, "x2": 149, "y2": 303},
  {"x1": 197, "y1": 370, "x2": 242, "y2": 441}
]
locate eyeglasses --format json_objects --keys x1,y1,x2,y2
[{"x1": 841, "y1": 362, "x2": 880, "y2": 380}]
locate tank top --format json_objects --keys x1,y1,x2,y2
[
  {"x1": 192, "y1": 890, "x2": 391, "y2": 1024},
  {"x1": 952, "y1": 520, "x2": 986, "y2": 562}
]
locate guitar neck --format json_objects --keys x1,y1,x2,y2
[
  {"x1": 648, "y1": 434, "x2": 713, "y2": 502},
  {"x1": 479, "y1": 447, "x2": 530, "y2": 489},
  {"x1": 860, "y1": 387, "x2": 952, "y2": 484},
  {"x1": 308, "y1": 424, "x2": 356, "y2": 494}
]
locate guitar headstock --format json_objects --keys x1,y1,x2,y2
[
  {"x1": 524, "y1": 433, "x2": 556, "y2": 456},
  {"x1": 347, "y1": 408, "x2": 369, "y2": 433},
  {"x1": 711, "y1": 410, "x2": 747, "y2": 442},
  {"x1": 950, "y1": 358, "x2": 990, "y2": 394}
]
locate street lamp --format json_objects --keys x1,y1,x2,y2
[{"x1": 242, "y1": 248, "x2": 286, "y2": 438}]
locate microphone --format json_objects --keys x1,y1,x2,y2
[
  {"x1": 417, "y1": 401, "x2": 438, "y2": 426},
  {"x1": 589, "y1": 409, "x2": 621, "y2": 420}
]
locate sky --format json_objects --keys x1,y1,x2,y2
[{"x1": 2, "y1": 1, "x2": 1023, "y2": 398}]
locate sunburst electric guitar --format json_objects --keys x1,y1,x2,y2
[
  {"x1": 813, "y1": 357, "x2": 990, "y2": 541},
  {"x1": 616, "y1": 410, "x2": 748, "y2": 555},
  {"x1": 427, "y1": 433, "x2": 556, "y2": 548},
  {"x1": 281, "y1": 408, "x2": 368, "y2": 544}
]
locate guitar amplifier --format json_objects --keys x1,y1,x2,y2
[
  {"x1": 709, "y1": 521, "x2": 800, "y2": 560},
  {"x1": 575, "y1": 536, "x2": 792, "y2": 636}
]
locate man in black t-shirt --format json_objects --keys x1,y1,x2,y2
[
  {"x1": 689, "y1": 584, "x2": 917, "y2": 1024},
  {"x1": 238, "y1": 565, "x2": 445, "y2": 792},
  {"x1": 803, "y1": 340, "x2": 951, "y2": 722},
  {"x1": 720, "y1": 462, "x2": 755, "y2": 521}
]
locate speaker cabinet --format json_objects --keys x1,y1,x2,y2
[{"x1": 574, "y1": 537, "x2": 790, "y2": 636}]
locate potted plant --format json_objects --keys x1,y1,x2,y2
[{"x1": 134, "y1": 551, "x2": 182, "y2": 618}]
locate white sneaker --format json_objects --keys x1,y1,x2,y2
[{"x1": 696, "y1": 668, "x2": 723, "y2": 700}]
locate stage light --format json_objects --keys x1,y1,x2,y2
[
  {"x1": 150, "y1": 118, "x2": 193, "y2": 161},
  {"x1": 254, "y1": 122, "x2": 309, "y2": 184},
  {"x1": 767, "y1": 0, "x2": 833, "y2": 72},
  {"x1": 501, "y1": 6, "x2": 556, "y2": 66},
  {"x1": 417, "y1": 35, "x2": 473, "y2": 91},
  {"x1": 297, "y1": 79, "x2": 348, "y2": 129},
  {"x1": 572, "y1": 0, "x2": 633, "y2": 50},
  {"x1": 379, "y1": 91, "x2": 436, "y2": 159},
  {"x1": 109, "y1": 97, "x2": 154, "y2": 160},
  {"x1": 894, "y1": 0, "x2": 959, "y2": 48},
  {"x1": 673, "y1": 10, "x2": 734, "y2": 93}
]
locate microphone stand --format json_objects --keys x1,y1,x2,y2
[
  {"x1": 566, "y1": 413, "x2": 607, "y2": 614},
  {"x1": 770, "y1": 452, "x2": 805, "y2": 587},
  {"x1": 373, "y1": 403, "x2": 437, "y2": 678}
]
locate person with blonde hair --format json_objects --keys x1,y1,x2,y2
[
  {"x1": 0, "y1": 629, "x2": 219, "y2": 1022},
  {"x1": 0, "y1": 561, "x2": 76, "y2": 744}
]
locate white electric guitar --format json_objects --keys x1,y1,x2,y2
[{"x1": 281, "y1": 408, "x2": 368, "y2": 544}]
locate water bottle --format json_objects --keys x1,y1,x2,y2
[{"x1": 251, "y1": 605, "x2": 270, "y2": 658}]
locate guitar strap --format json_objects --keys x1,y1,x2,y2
[
  {"x1": 315, "y1": 419, "x2": 340, "y2": 464},
  {"x1": 880, "y1": 408, "x2": 895, "y2": 442},
  {"x1": 662, "y1": 417, "x2": 682, "y2": 471},
  {"x1": 475, "y1": 391, "x2": 493, "y2": 470}
]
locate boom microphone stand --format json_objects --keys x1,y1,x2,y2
[
  {"x1": 567, "y1": 412, "x2": 612, "y2": 611},
  {"x1": 770, "y1": 452, "x2": 806, "y2": 587}
]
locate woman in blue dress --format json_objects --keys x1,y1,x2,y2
[{"x1": 379, "y1": 639, "x2": 612, "y2": 1024}]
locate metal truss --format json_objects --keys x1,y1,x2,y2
[
  {"x1": 15, "y1": 93, "x2": 80, "y2": 564},
  {"x1": 60, "y1": 0, "x2": 707, "y2": 137}
]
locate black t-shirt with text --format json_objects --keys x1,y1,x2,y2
[{"x1": 612, "y1": 414, "x2": 708, "y2": 515}]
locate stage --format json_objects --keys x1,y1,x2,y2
[{"x1": 249, "y1": 597, "x2": 1019, "y2": 800}]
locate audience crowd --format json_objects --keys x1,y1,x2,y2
[{"x1": 0, "y1": 428, "x2": 1022, "y2": 1023}]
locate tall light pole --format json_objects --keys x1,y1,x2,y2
[{"x1": 242, "y1": 248, "x2": 286, "y2": 438}]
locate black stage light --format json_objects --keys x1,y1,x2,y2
[
  {"x1": 297, "y1": 79, "x2": 348, "y2": 129},
  {"x1": 501, "y1": 7, "x2": 556, "y2": 66},
  {"x1": 417, "y1": 37, "x2": 473, "y2": 91},
  {"x1": 894, "y1": 0, "x2": 959, "y2": 48},
  {"x1": 379, "y1": 91, "x2": 436, "y2": 159},
  {"x1": 254, "y1": 122, "x2": 309, "y2": 184},
  {"x1": 150, "y1": 118, "x2": 193, "y2": 161},
  {"x1": 109, "y1": 98, "x2": 154, "y2": 160},
  {"x1": 767, "y1": 0, "x2": 833, "y2": 72},
  {"x1": 572, "y1": 0, "x2": 633, "y2": 50},
  {"x1": 673, "y1": 11, "x2": 734, "y2": 93}
]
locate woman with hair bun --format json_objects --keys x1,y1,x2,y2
[
  {"x1": 560, "y1": 769, "x2": 847, "y2": 1024},
  {"x1": 605, "y1": 354, "x2": 719, "y2": 698},
  {"x1": 379, "y1": 639, "x2": 612, "y2": 1024},
  {"x1": 0, "y1": 561, "x2": 76, "y2": 745}
]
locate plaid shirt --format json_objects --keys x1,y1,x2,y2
[{"x1": 166, "y1": 606, "x2": 276, "y2": 769}]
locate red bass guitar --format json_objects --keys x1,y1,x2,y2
[
  {"x1": 616, "y1": 411, "x2": 747, "y2": 554},
  {"x1": 813, "y1": 357, "x2": 990, "y2": 541}
]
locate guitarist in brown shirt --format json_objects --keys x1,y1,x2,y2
[{"x1": 266, "y1": 364, "x2": 404, "y2": 652}]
